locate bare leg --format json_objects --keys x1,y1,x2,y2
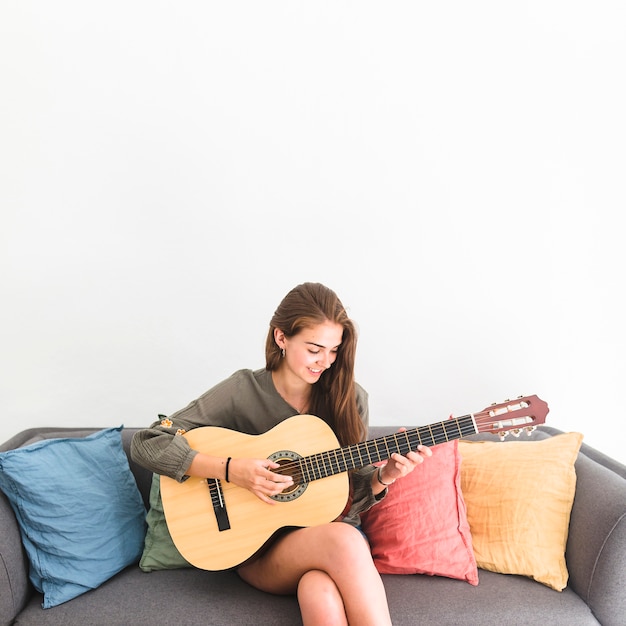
[
  {"x1": 237, "y1": 523, "x2": 392, "y2": 626},
  {"x1": 297, "y1": 570, "x2": 348, "y2": 626}
]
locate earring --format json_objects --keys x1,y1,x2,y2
[{"x1": 281, "y1": 348, "x2": 286, "y2": 358}]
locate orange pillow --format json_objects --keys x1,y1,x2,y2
[
  {"x1": 361, "y1": 440, "x2": 479, "y2": 585},
  {"x1": 458, "y1": 432, "x2": 583, "y2": 591}
]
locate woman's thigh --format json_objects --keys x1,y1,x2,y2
[{"x1": 237, "y1": 522, "x2": 369, "y2": 594}]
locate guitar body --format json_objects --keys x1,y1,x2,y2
[{"x1": 160, "y1": 414, "x2": 349, "y2": 571}]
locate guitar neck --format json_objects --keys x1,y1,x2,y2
[{"x1": 297, "y1": 414, "x2": 476, "y2": 483}]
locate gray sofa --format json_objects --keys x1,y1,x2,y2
[{"x1": 1, "y1": 424, "x2": 625, "y2": 626}]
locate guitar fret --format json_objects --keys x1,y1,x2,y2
[
  {"x1": 354, "y1": 443, "x2": 364, "y2": 465},
  {"x1": 430, "y1": 422, "x2": 446, "y2": 444},
  {"x1": 425, "y1": 428, "x2": 435, "y2": 446},
  {"x1": 383, "y1": 437, "x2": 391, "y2": 458},
  {"x1": 401, "y1": 431, "x2": 413, "y2": 454},
  {"x1": 446, "y1": 419, "x2": 462, "y2": 439},
  {"x1": 313, "y1": 453, "x2": 322, "y2": 480},
  {"x1": 358, "y1": 442, "x2": 368, "y2": 465},
  {"x1": 335, "y1": 448, "x2": 343, "y2": 471},
  {"x1": 343, "y1": 447, "x2": 353, "y2": 472},
  {"x1": 441, "y1": 421, "x2": 453, "y2": 441},
  {"x1": 318, "y1": 453, "x2": 327, "y2": 479},
  {"x1": 313, "y1": 452, "x2": 323, "y2": 480},
  {"x1": 397, "y1": 432, "x2": 406, "y2": 455},
  {"x1": 315, "y1": 453, "x2": 324, "y2": 479},
  {"x1": 320, "y1": 452, "x2": 329, "y2": 478},
  {"x1": 355, "y1": 443, "x2": 364, "y2": 467},
  {"x1": 422, "y1": 425, "x2": 435, "y2": 447},
  {"x1": 363, "y1": 440, "x2": 377, "y2": 464},
  {"x1": 309, "y1": 454, "x2": 318, "y2": 480},
  {"x1": 460, "y1": 415, "x2": 477, "y2": 437},
  {"x1": 301, "y1": 457, "x2": 313, "y2": 483},
  {"x1": 320, "y1": 454, "x2": 329, "y2": 479}
]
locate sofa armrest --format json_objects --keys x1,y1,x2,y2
[
  {"x1": 0, "y1": 492, "x2": 32, "y2": 626},
  {"x1": 565, "y1": 449, "x2": 626, "y2": 626}
]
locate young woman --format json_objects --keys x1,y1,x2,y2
[{"x1": 131, "y1": 282, "x2": 432, "y2": 626}]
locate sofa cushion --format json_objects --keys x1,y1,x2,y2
[
  {"x1": 0, "y1": 426, "x2": 146, "y2": 608},
  {"x1": 12, "y1": 564, "x2": 600, "y2": 626},
  {"x1": 360, "y1": 440, "x2": 479, "y2": 585},
  {"x1": 139, "y1": 473, "x2": 192, "y2": 571},
  {"x1": 458, "y1": 432, "x2": 583, "y2": 591}
]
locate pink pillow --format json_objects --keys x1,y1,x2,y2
[{"x1": 360, "y1": 440, "x2": 478, "y2": 585}]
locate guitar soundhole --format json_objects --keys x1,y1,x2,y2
[{"x1": 267, "y1": 450, "x2": 307, "y2": 502}]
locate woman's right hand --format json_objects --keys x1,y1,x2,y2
[{"x1": 227, "y1": 458, "x2": 294, "y2": 504}]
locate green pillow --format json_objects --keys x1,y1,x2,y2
[{"x1": 139, "y1": 473, "x2": 192, "y2": 571}]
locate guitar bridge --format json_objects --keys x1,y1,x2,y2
[{"x1": 207, "y1": 478, "x2": 231, "y2": 532}]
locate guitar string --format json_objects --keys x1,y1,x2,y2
[{"x1": 265, "y1": 409, "x2": 538, "y2": 484}]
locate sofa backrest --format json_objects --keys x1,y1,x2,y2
[{"x1": 5, "y1": 424, "x2": 624, "y2": 511}]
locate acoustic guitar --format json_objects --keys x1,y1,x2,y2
[{"x1": 160, "y1": 394, "x2": 548, "y2": 570}]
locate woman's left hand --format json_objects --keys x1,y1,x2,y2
[{"x1": 378, "y1": 428, "x2": 432, "y2": 485}]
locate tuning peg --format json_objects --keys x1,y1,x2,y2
[{"x1": 511, "y1": 429, "x2": 521, "y2": 437}]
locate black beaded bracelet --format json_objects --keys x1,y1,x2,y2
[{"x1": 225, "y1": 457, "x2": 232, "y2": 482}]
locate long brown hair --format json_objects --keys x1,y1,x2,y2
[{"x1": 265, "y1": 282, "x2": 364, "y2": 446}]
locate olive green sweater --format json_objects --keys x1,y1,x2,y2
[{"x1": 130, "y1": 368, "x2": 384, "y2": 526}]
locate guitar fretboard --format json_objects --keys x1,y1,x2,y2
[{"x1": 296, "y1": 414, "x2": 476, "y2": 483}]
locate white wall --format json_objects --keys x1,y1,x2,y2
[{"x1": 2, "y1": 2, "x2": 625, "y2": 464}]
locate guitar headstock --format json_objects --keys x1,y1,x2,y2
[{"x1": 475, "y1": 395, "x2": 549, "y2": 440}]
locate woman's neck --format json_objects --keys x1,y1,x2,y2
[{"x1": 271, "y1": 370, "x2": 311, "y2": 414}]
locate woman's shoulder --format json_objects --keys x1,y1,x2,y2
[
  {"x1": 191, "y1": 368, "x2": 266, "y2": 400},
  {"x1": 354, "y1": 381, "x2": 369, "y2": 425},
  {"x1": 213, "y1": 367, "x2": 266, "y2": 382},
  {"x1": 181, "y1": 369, "x2": 274, "y2": 418},
  {"x1": 229, "y1": 368, "x2": 271, "y2": 385},
  {"x1": 215, "y1": 368, "x2": 273, "y2": 395},
  {"x1": 355, "y1": 381, "x2": 369, "y2": 404}
]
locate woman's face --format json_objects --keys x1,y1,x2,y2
[{"x1": 279, "y1": 321, "x2": 343, "y2": 385}]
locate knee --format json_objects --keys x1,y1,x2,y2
[
  {"x1": 324, "y1": 523, "x2": 371, "y2": 561},
  {"x1": 298, "y1": 569, "x2": 337, "y2": 599},
  {"x1": 298, "y1": 570, "x2": 347, "y2": 625}
]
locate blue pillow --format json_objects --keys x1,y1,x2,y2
[{"x1": 0, "y1": 426, "x2": 146, "y2": 608}]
